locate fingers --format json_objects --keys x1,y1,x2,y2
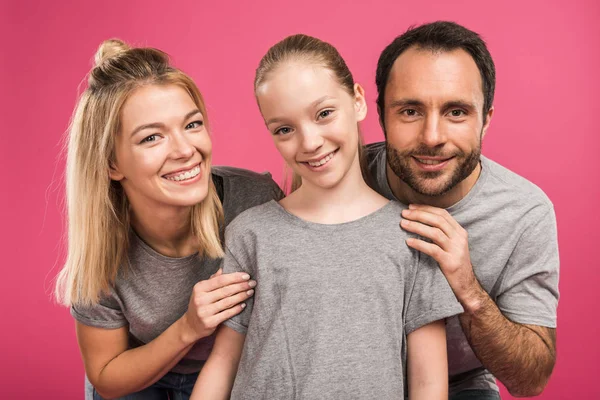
[
  {"x1": 209, "y1": 268, "x2": 223, "y2": 279},
  {"x1": 195, "y1": 271, "x2": 251, "y2": 292},
  {"x1": 211, "y1": 290, "x2": 253, "y2": 314},
  {"x1": 406, "y1": 237, "x2": 444, "y2": 262},
  {"x1": 407, "y1": 204, "x2": 463, "y2": 231},
  {"x1": 402, "y1": 209, "x2": 453, "y2": 239},
  {"x1": 204, "y1": 280, "x2": 256, "y2": 305},
  {"x1": 401, "y1": 219, "x2": 449, "y2": 249},
  {"x1": 208, "y1": 303, "x2": 248, "y2": 327}
]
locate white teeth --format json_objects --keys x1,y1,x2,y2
[
  {"x1": 416, "y1": 158, "x2": 443, "y2": 165},
  {"x1": 166, "y1": 165, "x2": 201, "y2": 182},
  {"x1": 308, "y1": 151, "x2": 335, "y2": 167}
]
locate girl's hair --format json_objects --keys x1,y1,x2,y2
[
  {"x1": 254, "y1": 34, "x2": 368, "y2": 193},
  {"x1": 55, "y1": 39, "x2": 224, "y2": 307}
]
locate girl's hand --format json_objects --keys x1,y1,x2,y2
[{"x1": 181, "y1": 269, "x2": 256, "y2": 342}]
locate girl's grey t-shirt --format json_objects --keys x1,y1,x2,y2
[
  {"x1": 223, "y1": 200, "x2": 463, "y2": 400},
  {"x1": 71, "y1": 166, "x2": 284, "y2": 374}
]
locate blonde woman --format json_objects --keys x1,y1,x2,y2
[{"x1": 55, "y1": 39, "x2": 282, "y2": 400}]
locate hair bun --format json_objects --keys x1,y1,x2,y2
[{"x1": 94, "y1": 39, "x2": 130, "y2": 67}]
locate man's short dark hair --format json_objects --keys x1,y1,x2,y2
[{"x1": 376, "y1": 21, "x2": 496, "y2": 123}]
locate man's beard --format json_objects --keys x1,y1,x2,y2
[{"x1": 386, "y1": 141, "x2": 481, "y2": 197}]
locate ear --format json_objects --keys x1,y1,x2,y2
[
  {"x1": 108, "y1": 161, "x2": 124, "y2": 181},
  {"x1": 481, "y1": 106, "x2": 494, "y2": 139},
  {"x1": 353, "y1": 83, "x2": 367, "y2": 122}
]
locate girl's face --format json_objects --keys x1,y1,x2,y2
[
  {"x1": 256, "y1": 61, "x2": 367, "y2": 190},
  {"x1": 110, "y1": 84, "x2": 212, "y2": 211}
]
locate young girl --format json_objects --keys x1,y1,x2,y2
[
  {"x1": 54, "y1": 39, "x2": 282, "y2": 399},
  {"x1": 190, "y1": 35, "x2": 463, "y2": 399}
]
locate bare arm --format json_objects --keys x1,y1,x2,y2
[
  {"x1": 458, "y1": 282, "x2": 556, "y2": 397},
  {"x1": 407, "y1": 320, "x2": 448, "y2": 400},
  {"x1": 79, "y1": 271, "x2": 253, "y2": 399},
  {"x1": 190, "y1": 325, "x2": 245, "y2": 400},
  {"x1": 402, "y1": 205, "x2": 556, "y2": 397}
]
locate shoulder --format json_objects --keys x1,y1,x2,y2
[
  {"x1": 212, "y1": 165, "x2": 284, "y2": 226},
  {"x1": 363, "y1": 141, "x2": 386, "y2": 163},
  {"x1": 481, "y1": 156, "x2": 554, "y2": 211},
  {"x1": 224, "y1": 200, "x2": 280, "y2": 238}
]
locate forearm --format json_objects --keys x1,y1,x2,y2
[
  {"x1": 93, "y1": 318, "x2": 196, "y2": 398},
  {"x1": 191, "y1": 326, "x2": 244, "y2": 400},
  {"x1": 459, "y1": 285, "x2": 556, "y2": 397}
]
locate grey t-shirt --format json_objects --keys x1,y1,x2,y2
[
  {"x1": 364, "y1": 142, "x2": 560, "y2": 395},
  {"x1": 71, "y1": 166, "x2": 284, "y2": 375},
  {"x1": 223, "y1": 200, "x2": 463, "y2": 399}
]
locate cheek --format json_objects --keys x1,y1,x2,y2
[{"x1": 273, "y1": 140, "x2": 296, "y2": 162}]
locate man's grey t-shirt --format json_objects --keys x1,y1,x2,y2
[
  {"x1": 71, "y1": 166, "x2": 284, "y2": 375},
  {"x1": 223, "y1": 200, "x2": 463, "y2": 400},
  {"x1": 364, "y1": 142, "x2": 560, "y2": 395}
]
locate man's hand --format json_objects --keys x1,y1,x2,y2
[{"x1": 400, "y1": 204, "x2": 481, "y2": 310}]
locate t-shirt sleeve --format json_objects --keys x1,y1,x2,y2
[
  {"x1": 71, "y1": 293, "x2": 127, "y2": 329},
  {"x1": 222, "y1": 229, "x2": 256, "y2": 335},
  {"x1": 495, "y1": 206, "x2": 559, "y2": 327},
  {"x1": 404, "y1": 252, "x2": 464, "y2": 335}
]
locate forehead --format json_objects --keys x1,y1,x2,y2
[
  {"x1": 121, "y1": 84, "x2": 197, "y2": 128},
  {"x1": 256, "y1": 62, "x2": 347, "y2": 117},
  {"x1": 385, "y1": 47, "x2": 484, "y2": 107}
]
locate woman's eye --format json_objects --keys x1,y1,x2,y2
[
  {"x1": 275, "y1": 127, "x2": 292, "y2": 135},
  {"x1": 186, "y1": 120, "x2": 204, "y2": 130},
  {"x1": 318, "y1": 110, "x2": 333, "y2": 119},
  {"x1": 140, "y1": 134, "x2": 158, "y2": 144}
]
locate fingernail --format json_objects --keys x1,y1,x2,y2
[
  {"x1": 241, "y1": 303, "x2": 246, "y2": 308},
  {"x1": 247, "y1": 289, "x2": 254, "y2": 296},
  {"x1": 400, "y1": 219, "x2": 409, "y2": 226},
  {"x1": 242, "y1": 274, "x2": 250, "y2": 280},
  {"x1": 401, "y1": 209, "x2": 410, "y2": 216},
  {"x1": 408, "y1": 204, "x2": 415, "y2": 209},
  {"x1": 248, "y1": 280, "x2": 257, "y2": 288}
]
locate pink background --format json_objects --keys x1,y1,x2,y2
[{"x1": 1, "y1": 0, "x2": 598, "y2": 398}]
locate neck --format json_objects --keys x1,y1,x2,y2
[
  {"x1": 286, "y1": 154, "x2": 387, "y2": 224},
  {"x1": 386, "y1": 162, "x2": 481, "y2": 209},
  {"x1": 129, "y1": 201, "x2": 197, "y2": 258}
]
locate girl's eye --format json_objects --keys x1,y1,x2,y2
[
  {"x1": 318, "y1": 110, "x2": 333, "y2": 119},
  {"x1": 140, "y1": 134, "x2": 158, "y2": 144},
  {"x1": 275, "y1": 127, "x2": 292, "y2": 135},
  {"x1": 186, "y1": 120, "x2": 204, "y2": 130}
]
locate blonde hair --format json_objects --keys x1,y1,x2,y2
[
  {"x1": 55, "y1": 39, "x2": 224, "y2": 307},
  {"x1": 255, "y1": 34, "x2": 369, "y2": 193}
]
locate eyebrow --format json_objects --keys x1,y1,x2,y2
[
  {"x1": 265, "y1": 96, "x2": 335, "y2": 126},
  {"x1": 130, "y1": 109, "x2": 202, "y2": 137},
  {"x1": 388, "y1": 98, "x2": 477, "y2": 112}
]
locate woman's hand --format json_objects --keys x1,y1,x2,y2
[{"x1": 180, "y1": 269, "x2": 256, "y2": 343}]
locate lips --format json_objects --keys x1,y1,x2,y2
[
  {"x1": 163, "y1": 163, "x2": 201, "y2": 182},
  {"x1": 412, "y1": 156, "x2": 454, "y2": 171},
  {"x1": 301, "y1": 149, "x2": 338, "y2": 168}
]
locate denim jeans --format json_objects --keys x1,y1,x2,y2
[
  {"x1": 92, "y1": 371, "x2": 199, "y2": 400},
  {"x1": 450, "y1": 389, "x2": 502, "y2": 400}
]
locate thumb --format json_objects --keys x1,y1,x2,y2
[{"x1": 210, "y1": 268, "x2": 223, "y2": 279}]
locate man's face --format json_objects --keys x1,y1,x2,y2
[{"x1": 382, "y1": 47, "x2": 493, "y2": 197}]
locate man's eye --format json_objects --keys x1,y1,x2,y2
[
  {"x1": 186, "y1": 120, "x2": 204, "y2": 129},
  {"x1": 275, "y1": 127, "x2": 292, "y2": 135},
  {"x1": 450, "y1": 109, "x2": 466, "y2": 117},
  {"x1": 402, "y1": 109, "x2": 417, "y2": 116}
]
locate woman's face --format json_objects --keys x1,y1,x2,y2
[
  {"x1": 110, "y1": 84, "x2": 212, "y2": 211},
  {"x1": 256, "y1": 61, "x2": 367, "y2": 191}
]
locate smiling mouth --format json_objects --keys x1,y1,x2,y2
[
  {"x1": 303, "y1": 149, "x2": 338, "y2": 168},
  {"x1": 163, "y1": 164, "x2": 201, "y2": 182}
]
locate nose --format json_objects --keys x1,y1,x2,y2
[
  {"x1": 420, "y1": 115, "x2": 446, "y2": 148},
  {"x1": 300, "y1": 127, "x2": 324, "y2": 154},
  {"x1": 170, "y1": 130, "x2": 195, "y2": 160}
]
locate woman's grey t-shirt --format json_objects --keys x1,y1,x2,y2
[
  {"x1": 71, "y1": 166, "x2": 284, "y2": 374},
  {"x1": 223, "y1": 200, "x2": 463, "y2": 399}
]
